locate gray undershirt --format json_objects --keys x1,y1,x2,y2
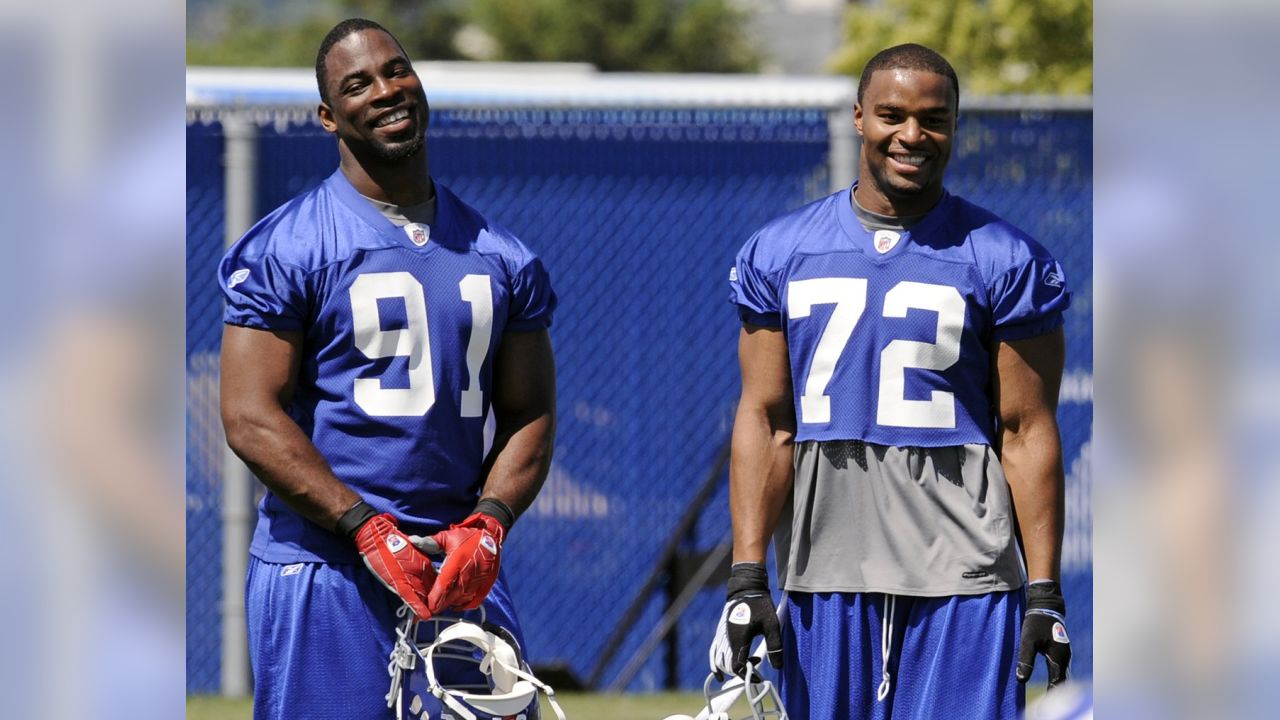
[
  {"x1": 850, "y1": 192, "x2": 928, "y2": 232},
  {"x1": 775, "y1": 441, "x2": 1024, "y2": 596},
  {"x1": 361, "y1": 183, "x2": 437, "y2": 227}
]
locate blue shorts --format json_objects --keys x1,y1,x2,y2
[
  {"x1": 246, "y1": 557, "x2": 530, "y2": 720},
  {"x1": 782, "y1": 590, "x2": 1025, "y2": 720}
]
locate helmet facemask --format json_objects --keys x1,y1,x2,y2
[{"x1": 386, "y1": 604, "x2": 568, "y2": 720}]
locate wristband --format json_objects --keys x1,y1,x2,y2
[
  {"x1": 335, "y1": 500, "x2": 379, "y2": 541},
  {"x1": 727, "y1": 562, "x2": 769, "y2": 600},
  {"x1": 1026, "y1": 580, "x2": 1066, "y2": 615},
  {"x1": 474, "y1": 497, "x2": 516, "y2": 532}
]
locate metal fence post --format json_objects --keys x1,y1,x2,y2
[
  {"x1": 220, "y1": 111, "x2": 257, "y2": 698},
  {"x1": 827, "y1": 99, "x2": 858, "y2": 192}
]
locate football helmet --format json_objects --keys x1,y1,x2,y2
[
  {"x1": 386, "y1": 605, "x2": 567, "y2": 720},
  {"x1": 662, "y1": 661, "x2": 787, "y2": 720}
]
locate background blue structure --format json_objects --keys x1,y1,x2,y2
[{"x1": 187, "y1": 105, "x2": 1092, "y2": 693}]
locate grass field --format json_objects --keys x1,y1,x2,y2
[
  {"x1": 188, "y1": 692, "x2": 707, "y2": 719},
  {"x1": 189, "y1": 687, "x2": 1049, "y2": 718}
]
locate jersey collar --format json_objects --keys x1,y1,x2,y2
[
  {"x1": 325, "y1": 169, "x2": 455, "y2": 249},
  {"x1": 835, "y1": 182, "x2": 953, "y2": 259}
]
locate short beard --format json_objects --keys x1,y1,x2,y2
[
  {"x1": 369, "y1": 132, "x2": 424, "y2": 163},
  {"x1": 869, "y1": 162, "x2": 928, "y2": 198}
]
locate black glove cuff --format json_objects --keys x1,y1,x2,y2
[
  {"x1": 1026, "y1": 580, "x2": 1066, "y2": 615},
  {"x1": 335, "y1": 500, "x2": 379, "y2": 542},
  {"x1": 474, "y1": 497, "x2": 515, "y2": 532},
  {"x1": 727, "y1": 562, "x2": 770, "y2": 600}
]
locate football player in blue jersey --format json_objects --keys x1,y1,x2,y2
[
  {"x1": 710, "y1": 44, "x2": 1072, "y2": 719},
  {"x1": 218, "y1": 19, "x2": 557, "y2": 720}
]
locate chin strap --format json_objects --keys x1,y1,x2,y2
[
  {"x1": 689, "y1": 660, "x2": 787, "y2": 720},
  {"x1": 386, "y1": 605, "x2": 419, "y2": 719}
]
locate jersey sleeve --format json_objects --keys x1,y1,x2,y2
[
  {"x1": 506, "y1": 256, "x2": 557, "y2": 332},
  {"x1": 219, "y1": 244, "x2": 310, "y2": 332},
  {"x1": 989, "y1": 244, "x2": 1071, "y2": 342},
  {"x1": 730, "y1": 231, "x2": 782, "y2": 327}
]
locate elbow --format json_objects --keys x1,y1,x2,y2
[
  {"x1": 770, "y1": 425, "x2": 795, "y2": 450},
  {"x1": 734, "y1": 399, "x2": 795, "y2": 450},
  {"x1": 1002, "y1": 414, "x2": 1061, "y2": 451},
  {"x1": 763, "y1": 403, "x2": 796, "y2": 448},
  {"x1": 221, "y1": 402, "x2": 271, "y2": 460},
  {"x1": 221, "y1": 414, "x2": 253, "y2": 459}
]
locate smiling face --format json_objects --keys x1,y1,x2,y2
[
  {"x1": 853, "y1": 68, "x2": 957, "y2": 216},
  {"x1": 317, "y1": 28, "x2": 429, "y2": 164}
]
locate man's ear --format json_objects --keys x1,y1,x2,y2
[
  {"x1": 853, "y1": 102, "x2": 864, "y2": 137},
  {"x1": 317, "y1": 103, "x2": 337, "y2": 134}
]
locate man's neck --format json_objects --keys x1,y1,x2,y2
[
  {"x1": 338, "y1": 145, "x2": 432, "y2": 206},
  {"x1": 852, "y1": 180, "x2": 943, "y2": 218}
]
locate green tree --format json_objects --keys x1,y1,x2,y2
[
  {"x1": 187, "y1": 0, "x2": 467, "y2": 68},
  {"x1": 469, "y1": 0, "x2": 759, "y2": 72},
  {"x1": 828, "y1": 0, "x2": 1092, "y2": 95}
]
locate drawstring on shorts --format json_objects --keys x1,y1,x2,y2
[{"x1": 877, "y1": 594, "x2": 897, "y2": 703}]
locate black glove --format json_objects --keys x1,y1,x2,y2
[
  {"x1": 1016, "y1": 580, "x2": 1072, "y2": 689},
  {"x1": 709, "y1": 562, "x2": 783, "y2": 680}
]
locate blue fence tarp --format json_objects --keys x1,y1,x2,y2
[{"x1": 186, "y1": 106, "x2": 1092, "y2": 693}]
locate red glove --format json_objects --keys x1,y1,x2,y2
[
  {"x1": 424, "y1": 511, "x2": 506, "y2": 614},
  {"x1": 350, "y1": 511, "x2": 437, "y2": 619}
]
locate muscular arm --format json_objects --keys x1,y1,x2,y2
[
  {"x1": 994, "y1": 328, "x2": 1067, "y2": 582},
  {"x1": 219, "y1": 324, "x2": 361, "y2": 531},
  {"x1": 477, "y1": 329, "x2": 556, "y2": 519},
  {"x1": 730, "y1": 324, "x2": 797, "y2": 564}
]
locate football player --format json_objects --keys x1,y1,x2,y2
[
  {"x1": 712, "y1": 43, "x2": 1072, "y2": 719},
  {"x1": 219, "y1": 18, "x2": 557, "y2": 719}
]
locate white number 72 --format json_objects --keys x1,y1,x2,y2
[{"x1": 787, "y1": 278, "x2": 964, "y2": 428}]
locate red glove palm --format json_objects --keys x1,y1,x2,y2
[
  {"x1": 354, "y1": 513, "x2": 437, "y2": 619},
  {"x1": 424, "y1": 512, "x2": 505, "y2": 614}
]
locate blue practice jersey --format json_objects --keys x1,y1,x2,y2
[
  {"x1": 220, "y1": 170, "x2": 556, "y2": 564},
  {"x1": 731, "y1": 186, "x2": 1069, "y2": 447}
]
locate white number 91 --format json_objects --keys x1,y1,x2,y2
[{"x1": 348, "y1": 271, "x2": 493, "y2": 418}]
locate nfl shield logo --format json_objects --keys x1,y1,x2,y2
[
  {"x1": 405, "y1": 223, "x2": 430, "y2": 247},
  {"x1": 874, "y1": 230, "x2": 901, "y2": 254}
]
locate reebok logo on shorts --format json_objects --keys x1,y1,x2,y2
[{"x1": 281, "y1": 563, "x2": 304, "y2": 577}]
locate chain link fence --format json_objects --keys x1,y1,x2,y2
[{"x1": 187, "y1": 98, "x2": 1092, "y2": 694}]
